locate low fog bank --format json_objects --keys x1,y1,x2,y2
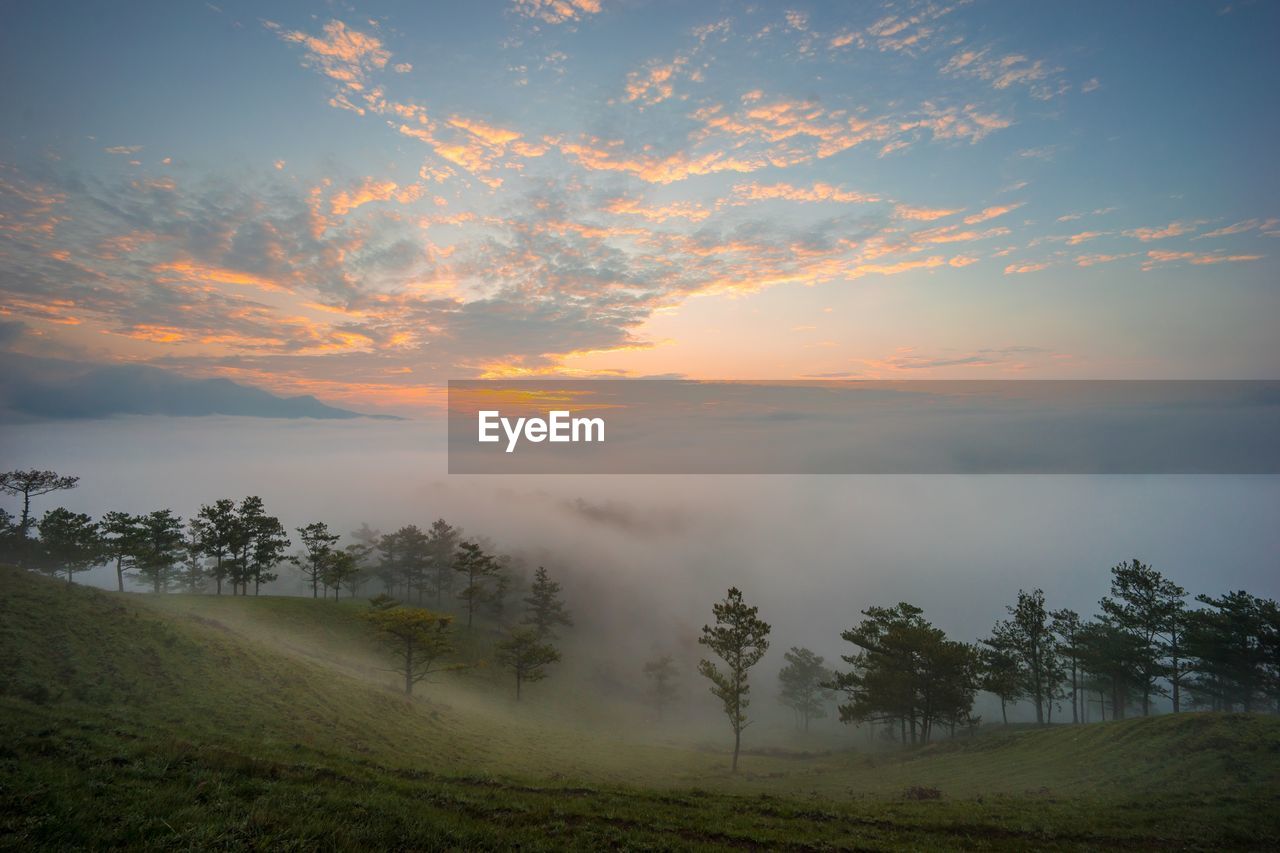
[{"x1": 5, "y1": 416, "x2": 1278, "y2": 725}]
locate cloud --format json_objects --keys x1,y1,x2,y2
[
  {"x1": 1075, "y1": 253, "x2": 1135, "y2": 267},
  {"x1": 267, "y1": 19, "x2": 390, "y2": 93},
  {"x1": 1141, "y1": 250, "x2": 1262, "y2": 271},
  {"x1": 104, "y1": 145, "x2": 143, "y2": 155},
  {"x1": 941, "y1": 47, "x2": 1068, "y2": 100},
  {"x1": 734, "y1": 181, "x2": 880, "y2": 204},
  {"x1": 329, "y1": 178, "x2": 425, "y2": 215},
  {"x1": 894, "y1": 204, "x2": 961, "y2": 221},
  {"x1": 1197, "y1": 217, "x2": 1279, "y2": 239},
  {"x1": 859, "y1": 345, "x2": 1050, "y2": 373},
  {"x1": 511, "y1": 0, "x2": 602, "y2": 25},
  {"x1": 1066, "y1": 230, "x2": 1106, "y2": 245},
  {"x1": 0, "y1": 353, "x2": 391, "y2": 420},
  {"x1": 1004, "y1": 261, "x2": 1050, "y2": 274},
  {"x1": 1125, "y1": 220, "x2": 1203, "y2": 241},
  {"x1": 962, "y1": 203, "x2": 1022, "y2": 224},
  {"x1": 602, "y1": 197, "x2": 711, "y2": 223}
]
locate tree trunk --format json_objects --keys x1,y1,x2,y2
[
  {"x1": 731, "y1": 726, "x2": 740, "y2": 773},
  {"x1": 116, "y1": 557, "x2": 125, "y2": 593},
  {"x1": 404, "y1": 643, "x2": 414, "y2": 695},
  {"x1": 1000, "y1": 698, "x2": 1007, "y2": 725},
  {"x1": 515, "y1": 671, "x2": 522, "y2": 701}
]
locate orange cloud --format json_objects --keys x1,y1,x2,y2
[
  {"x1": 1125, "y1": 221, "x2": 1201, "y2": 241},
  {"x1": 734, "y1": 181, "x2": 880, "y2": 204},
  {"x1": 894, "y1": 204, "x2": 960, "y2": 221},
  {"x1": 153, "y1": 261, "x2": 291, "y2": 293},
  {"x1": 1004, "y1": 261, "x2": 1049, "y2": 274},
  {"x1": 329, "y1": 179, "x2": 424, "y2": 215},
  {"x1": 962, "y1": 203, "x2": 1022, "y2": 225},
  {"x1": 603, "y1": 197, "x2": 711, "y2": 223},
  {"x1": 511, "y1": 0, "x2": 602, "y2": 24}
]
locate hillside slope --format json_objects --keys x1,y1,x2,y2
[{"x1": 2, "y1": 566, "x2": 1278, "y2": 850}]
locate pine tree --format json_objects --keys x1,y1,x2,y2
[
  {"x1": 642, "y1": 654, "x2": 680, "y2": 720},
  {"x1": 496, "y1": 626, "x2": 560, "y2": 700},
  {"x1": 194, "y1": 499, "x2": 239, "y2": 595},
  {"x1": 363, "y1": 605, "x2": 460, "y2": 695},
  {"x1": 35, "y1": 507, "x2": 101, "y2": 586},
  {"x1": 454, "y1": 540, "x2": 500, "y2": 628},
  {"x1": 426, "y1": 519, "x2": 459, "y2": 604},
  {"x1": 133, "y1": 509, "x2": 185, "y2": 594},
  {"x1": 100, "y1": 510, "x2": 143, "y2": 593},
  {"x1": 292, "y1": 521, "x2": 340, "y2": 598},
  {"x1": 1099, "y1": 559, "x2": 1186, "y2": 715},
  {"x1": 522, "y1": 566, "x2": 573, "y2": 640},
  {"x1": 777, "y1": 646, "x2": 833, "y2": 732},
  {"x1": 698, "y1": 587, "x2": 771, "y2": 772}
]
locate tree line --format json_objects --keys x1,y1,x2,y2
[
  {"x1": 686, "y1": 568, "x2": 1280, "y2": 770},
  {"x1": 4, "y1": 467, "x2": 1279, "y2": 773},
  {"x1": 0, "y1": 469, "x2": 572, "y2": 702}
]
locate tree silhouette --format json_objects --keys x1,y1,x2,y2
[
  {"x1": 496, "y1": 626, "x2": 560, "y2": 700},
  {"x1": 292, "y1": 521, "x2": 340, "y2": 598},
  {"x1": 0, "y1": 469, "x2": 79, "y2": 540},
  {"x1": 36, "y1": 507, "x2": 101, "y2": 586},
  {"x1": 522, "y1": 566, "x2": 573, "y2": 640},
  {"x1": 778, "y1": 646, "x2": 834, "y2": 732},
  {"x1": 642, "y1": 654, "x2": 680, "y2": 720},
  {"x1": 698, "y1": 587, "x2": 770, "y2": 772}
]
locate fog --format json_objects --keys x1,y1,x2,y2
[{"x1": 5, "y1": 415, "x2": 1278, "y2": 724}]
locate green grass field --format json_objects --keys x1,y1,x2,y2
[{"x1": 2, "y1": 565, "x2": 1278, "y2": 850}]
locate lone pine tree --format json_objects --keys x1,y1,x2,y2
[{"x1": 698, "y1": 587, "x2": 771, "y2": 773}]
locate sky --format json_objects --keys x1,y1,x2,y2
[
  {"x1": 2, "y1": 3, "x2": 1278, "y2": 717},
  {"x1": 2, "y1": 0, "x2": 1278, "y2": 416}
]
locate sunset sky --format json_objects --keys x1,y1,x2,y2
[{"x1": 2, "y1": 0, "x2": 1277, "y2": 415}]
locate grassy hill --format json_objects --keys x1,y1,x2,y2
[{"x1": 2, "y1": 565, "x2": 1278, "y2": 850}]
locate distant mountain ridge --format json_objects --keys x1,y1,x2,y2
[{"x1": 0, "y1": 353, "x2": 401, "y2": 420}]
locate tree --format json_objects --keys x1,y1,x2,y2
[
  {"x1": 133, "y1": 510, "x2": 185, "y2": 593},
  {"x1": 324, "y1": 548, "x2": 362, "y2": 600},
  {"x1": 194, "y1": 499, "x2": 239, "y2": 595},
  {"x1": 100, "y1": 511, "x2": 143, "y2": 593},
  {"x1": 642, "y1": 654, "x2": 680, "y2": 720},
  {"x1": 0, "y1": 469, "x2": 79, "y2": 539},
  {"x1": 426, "y1": 518, "x2": 460, "y2": 604},
  {"x1": 1051, "y1": 608, "x2": 1083, "y2": 723},
  {"x1": 228, "y1": 497, "x2": 288, "y2": 595},
  {"x1": 1076, "y1": 618, "x2": 1145, "y2": 720},
  {"x1": 35, "y1": 507, "x2": 101, "y2": 586},
  {"x1": 496, "y1": 626, "x2": 560, "y2": 700},
  {"x1": 363, "y1": 605, "x2": 460, "y2": 695},
  {"x1": 522, "y1": 566, "x2": 573, "y2": 640},
  {"x1": 1185, "y1": 591, "x2": 1272, "y2": 712},
  {"x1": 375, "y1": 529, "x2": 404, "y2": 597},
  {"x1": 177, "y1": 519, "x2": 207, "y2": 593},
  {"x1": 979, "y1": 623, "x2": 1025, "y2": 724},
  {"x1": 292, "y1": 522, "x2": 340, "y2": 598},
  {"x1": 993, "y1": 589, "x2": 1057, "y2": 724},
  {"x1": 697, "y1": 587, "x2": 771, "y2": 772},
  {"x1": 1100, "y1": 559, "x2": 1186, "y2": 715},
  {"x1": 396, "y1": 525, "x2": 432, "y2": 602},
  {"x1": 339, "y1": 541, "x2": 373, "y2": 598},
  {"x1": 0, "y1": 508, "x2": 18, "y2": 563},
  {"x1": 454, "y1": 540, "x2": 500, "y2": 628},
  {"x1": 777, "y1": 647, "x2": 833, "y2": 732},
  {"x1": 829, "y1": 603, "x2": 977, "y2": 744}
]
